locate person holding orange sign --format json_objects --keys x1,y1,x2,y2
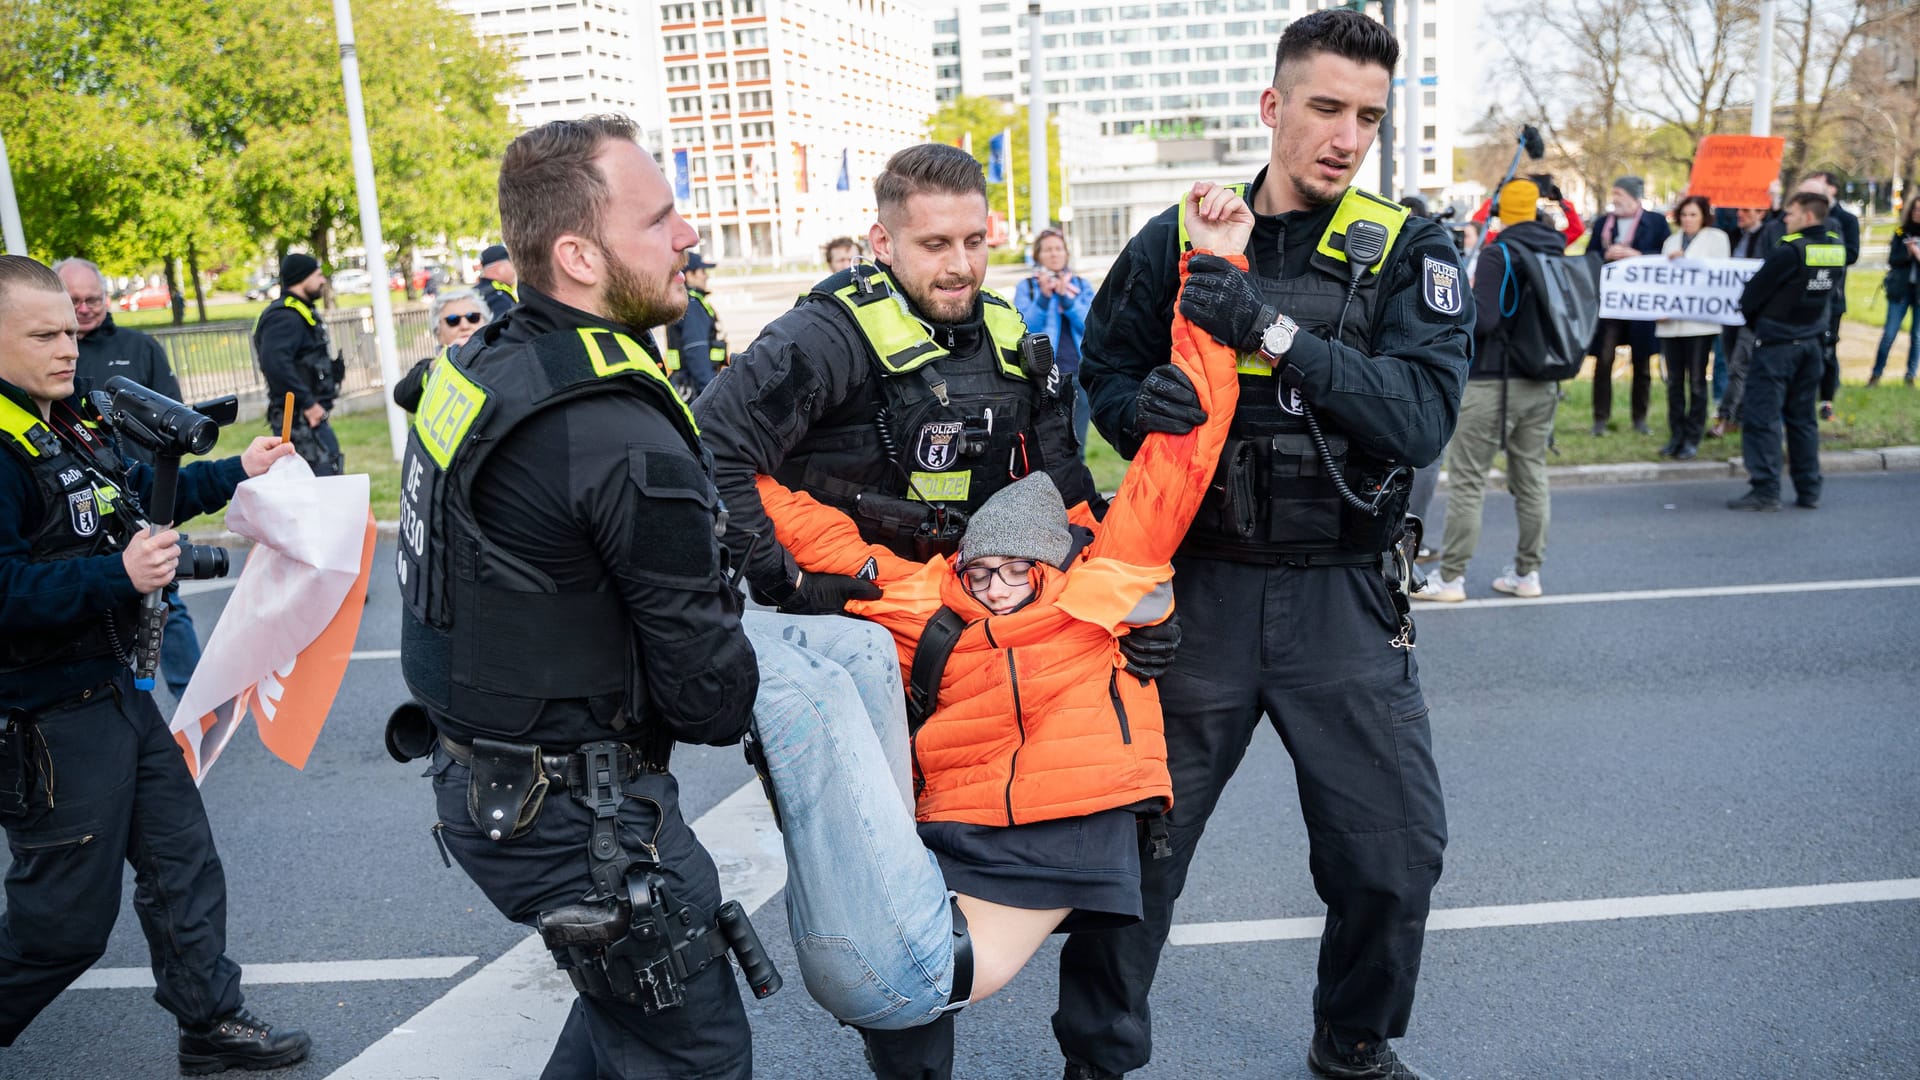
[{"x1": 0, "y1": 254, "x2": 311, "y2": 1072}]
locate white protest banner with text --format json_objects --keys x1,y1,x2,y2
[{"x1": 1599, "y1": 255, "x2": 1763, "y2": 326}]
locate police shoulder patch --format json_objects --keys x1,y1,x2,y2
[
  {"x1": 1421, "y1": 255, "x2": 1464, "y2": 316},
  {"x1": 69, "y1": 489, "x2": 99, "y2": 537}
]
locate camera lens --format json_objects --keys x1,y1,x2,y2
[{"x1": 177, "y1": 541, "x2": 230, "y2": 580}]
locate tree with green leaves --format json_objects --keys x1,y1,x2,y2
[{"x1": 928, "y1": 95, "x2": 1062, "y2": 236}]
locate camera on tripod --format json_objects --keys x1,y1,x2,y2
[{"x1": 92, "y1": 378, "x2": 241, "y2": 689}]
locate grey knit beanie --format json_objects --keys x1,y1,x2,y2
[
  {"x1": 1613, "y1": 175, "x2": 1645, "y2": 201},
  {"x1": 956, "y1": 472, "x2": 1073, "y2": 569}
]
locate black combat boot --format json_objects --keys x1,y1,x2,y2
[
  {"x1": 1307, "y1": 1023, "x2": 1432, "y2": 1080},
  {"x1": 178, "y1": 1008, "x2": 311, "y2": 1075},
  {"x1": 1063, "y1": 1062, "x2": 1124, "y2": 1079}
]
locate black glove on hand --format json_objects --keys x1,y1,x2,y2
[
  {"x1": 1179, "y1": 253, "x2": 1277, "y2": 353},
  {"x1": 778, "y1": 571, "x2": 883, "y2": 615},
  {"x1": 1117, "y1": 611, "x2": 1181, "y2": 681},
  {"x1": 1131, "y1": 364, "x2": 1208, "y2": 437}
]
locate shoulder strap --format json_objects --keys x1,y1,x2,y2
[{"x1": 906, "y1": 606, "x2": 969, "y2": 735}]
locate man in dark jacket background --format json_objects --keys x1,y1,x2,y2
[
  {"x1": 1795, "y1": 172, "x2": 1858, "y2": 417},
  {"x1": 55, "y1": 256, "x2": 204, "y2": 699},
  {"x1": 1584, "y1": 176, "x2": 1670, "y2": 436},
  {"x1": 253, "y1": 253, "x2": 343, "y2": 475},
  {"x1": 476, "y1": 243, "x2": 519, "y2": 320},
  {"x1": 1415, "y1": 179, "x2": 1563, "y2": 604}
]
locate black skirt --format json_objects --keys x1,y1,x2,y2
[{"x1": 917, "y1": 809, "x2": 1143, "y2": 934}]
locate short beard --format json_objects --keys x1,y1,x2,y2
[
  {"x1": 899, "y1": 274, "x2": 978, "y2": 325},
  {"x1": 604, "y1": 247, "x2": 684, "y2": 331},
  {"x1": 1289, "y1": 170, "x2": 1344, "y2": 209}
]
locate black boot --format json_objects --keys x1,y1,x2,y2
[
  {"x1": 178, "y1": 1009, "x2": 311, "y2": 1075},
  {"x1": 1063, "y1": 1063, "x2": 1124, "y2": 1079},
  {"x1": 1307, "y1": 1024, "x2": 1431, "y2": 1080}
]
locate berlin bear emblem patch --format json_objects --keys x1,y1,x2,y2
[
  {"x1": 1422, "y1": 255, "x2": 1463, "y2": 316},
  {"x1": 69, "y1": 489, "x2": 99, "y2": 537},
  {"x1": 916, "y1": 420, "x2": 964, "y2": 470}
]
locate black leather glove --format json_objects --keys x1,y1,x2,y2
[
  {"x1": 777, "y1": 571, "x2": 883, "y2": 615},
  {"x1": 1130, "y1": 364, "x2": 1208, "y2": 437},
  {"x1": 1179, "y1": 253, "x2": 1277, "y2": 353},
  {"x1": 1117, "y1": 610, "x2": 1181, "y2": 681}
]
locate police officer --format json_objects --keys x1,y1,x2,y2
[
  {"x1": 253, "y1": 253, "x2": 344, "y2": 476},
  {"x1": 696, "y1": 141, "x2": 1170, "y2": 1080},
  {"x1": 393, "y1": 116, "x2": 763, "y2": 1078},
  {"x1": 0, "y1": 254, "x2": 311, "y2": 1071},
  {"x1": 663, "y1": 250, "x2": 726, "y2": 399},
  {"x1": 476, "y1": 243, "x2": 519, "y2": 320},
  {"x1": 56, "y1": 256, "x2": 205, "y2": 700},
  {"x1": 1727, "y1": 191, "x2": 1841, "y2": 512},
  {"x1": 1063, "y1": 12, "x2": 1470, "y2": 1080}
]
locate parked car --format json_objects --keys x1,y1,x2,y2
[
  {"x1": 244, "y1": 274, "x2": 279, "y2": 302},
  {"x1": 119, "y1": 284, "x2": 172, "y2": 311},
  {"x1": 330, "y1": 269, "x2": 372, "y2": 295}
]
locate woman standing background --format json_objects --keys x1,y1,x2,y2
[
  {"x1": 1870, "y1": 199, "x2": 1920, "y2": 388},
  {"x1": 1014, "y1": 229, "x2": 1096, "y2": 452},
  {"x1": 1656, "y1": 195, "x2": 1727, "y2": 460}
]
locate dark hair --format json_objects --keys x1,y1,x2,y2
[
  {"x1": 1787, "y1": 191, "x2": 1831, "y2": 220},
  {"x1": 875, "y1": 144, "x2": 986, "y2": 221},
  {"x1": 0, "y1": 254, "x2": 66, "y2": 317},
  {"x1": 498, "y1": 114, "x2": 639, "y2": 292},
  {"x1": 1902, "y1": 199, "x2": 1920, "y2": 231},
  {"x1": 1273, "y1": 9, "x2": 1399, "y2": 87},
  {"x1": 1030, "y1": 228, "x2": 1068, "y2": 264},
  {"x1": 1672, "y1": 194, "x2": 1712, "y2": 225},
  {"x1": 1801, "y1": 170, "x2": 1841, "y2": 193},
  {"x1": 823, "y1": 236, "x2": 860, "y2": 260}
]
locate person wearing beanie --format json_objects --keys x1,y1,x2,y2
[
  {"x1": 1469, "y1": 173, "x2": 1586, "y2": 246},
  {"x1": 252, "y1": 253, "x2": 344, "y2": 475},
  {"x1": 737, "y1": 185, "x2": 1247, "y2": 1059},
  {"x1": 1416, "y1": 176, "x2": 1568, "y2": 604},
  {"x1": 1586, "y1": 175, "x2": 1670, "y2": 436},
  {"x1": 476, "y1": 243, "x2": 518, "y2": 319}
]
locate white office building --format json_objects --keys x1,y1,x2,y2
[{"x1": 444, "y1": 0, "x2": 660, "y2": 130}]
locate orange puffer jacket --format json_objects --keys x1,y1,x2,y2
[{"x1": 759, "y1": 253, "x2": 1243, "y2": 827}]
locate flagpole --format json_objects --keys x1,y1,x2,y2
[{"x1": 0, "y1": 129, "x2": 26, "y2": 255}]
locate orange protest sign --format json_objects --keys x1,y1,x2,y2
[{"x1": 1686, "y1": 135, "x2": 1786, "y2": 209}]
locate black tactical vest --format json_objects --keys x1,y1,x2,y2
[
  {"x1": 0, "y1": 391, "x2": 140, "y2": 673},
  {"x1": 774, "y1": 266, "x2": 1083, "y2": 556},
  {"x1": 1176, "y1": 185, "x2": 1417, "y2": 560},
  {"x1": 396, "y1": 322, "x2": 715, "y2": 743},
  {"x1": 253, "y1": 295, "x2": 340, "y2": 401}
]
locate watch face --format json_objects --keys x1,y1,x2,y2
[{"x1": 1262, "y1": 320, "x2": 1295, "y2": 356}]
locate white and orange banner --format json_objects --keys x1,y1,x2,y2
[{"x1": 169, "y1": 455, "x2": 373, "y2": 782}]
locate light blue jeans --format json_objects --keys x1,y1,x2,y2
[
  {"x1": 1872, "y1": 297, "x2": 1918, "y2": 381},
  {"x1": 741, "y1": 611, "x2": 961, "y2": 1030}
]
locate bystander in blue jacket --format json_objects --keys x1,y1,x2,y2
[{"x1": 1014, "y1": 229, "x2": 1095, "y2": 453}]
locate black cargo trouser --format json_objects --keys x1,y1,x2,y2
[
  {"x1": 0, "y1": 670, "x2": 244, "y2": 1045},
  {"x1": 265, "y1": 404, "x2": 344, "y2": 477},
  {"x1": 1053, "y1": 557, "x2": 1447, "y2": 1075},
  {"x1": 429, "y1": 742, "x2": 753, "y2": 1080},
  {"x1": 1590, "y1": 318, "x2": 1654, "y2": 426},
  {"x1": 1739, "y1": 337, "x2": 1824, "y2": 502}
]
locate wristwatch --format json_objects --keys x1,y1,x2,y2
[{"x1": 1257, "y1": 313, "x2": 1299, "y2": 364}]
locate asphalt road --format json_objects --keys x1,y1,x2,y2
[{"x1": 4, "y1": 470, "x2": 1917, "y2": 1079}]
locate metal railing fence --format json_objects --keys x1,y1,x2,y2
[{"x1": 148, "y1": 303, "x2": 437, "y2": 419}]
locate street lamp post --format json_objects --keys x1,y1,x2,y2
[
  {"x1": 0, "y1": 130, "x2": 26, "y2": 255},
  {"x1": 1027, "y1": 0, "x2": 1049, "y2": 234}
]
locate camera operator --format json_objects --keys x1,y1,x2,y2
[
  {"x1": 1470, "y1": 173, "x2": 1586, "y2": 246},
  {"x1": 253, "y1": 253, "x2": 344, "y2": 476},
  {"x1": 0, "y1": 254, "x2": 309, "y2": 1070}
]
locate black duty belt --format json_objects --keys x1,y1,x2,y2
[
  {"x1": 1178, "y1": 545, "x2": 1387, "y2": 569},
  {"x1": 1755, "y1": 334, "x2": 1822, "y2": 348},
  {"x1": 437, "y1": 733, "x2": 662, "y2": 789}
]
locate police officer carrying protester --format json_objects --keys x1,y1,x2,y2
[
  {"x1": 476, "y1": 243, "x2": 519, "y2": 320},
  {"x1": 695, "y1": 141, "x2": 1183, "y2": 1080},
  {"x1": 664, "y1": 250, "x2": 726, "y2": 399},
  {"x1": 253, "y1": 253, "x2": 344, "y2": 476},
  {"x1": 1726, "y1": 190, "x2": 1841, "y2": 512},
  {"x1": 1066, "y1": 11, "x2": 1469, "y2": 1080},
  {"x1": 392, "y1": 116, "x2": 765, "y2": 1078},
  {"x1": 0, "y1": 254, "x2": 312, "y2": 1073}
]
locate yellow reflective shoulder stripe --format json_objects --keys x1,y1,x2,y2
[
  {"x1": 1804, "y1": 244, "x2": 1845, "y2": 267},
  {"x1": 1176, "y1": 183, "x2": 1251, "y2": 251},
  {"x1": 284, "y1": 296, "x2": 317, "y2": 325},
  {"x1": 980, "y1": 291, "x2": 1030, "y2": 380},
  {"x1": 832, "y1": 275, "x2": 946, "y2": 373},
  {"x1": 576, "y1": 328, "x2": 701, "y2": 434},
  {"x1": 0, "y1": 394, "x2": 49, "y2": 458},
  {"x1": 494, "y1": 280, "x2": 520, "y2": 303},
  {"x1": 413, "y1": 361, "x2": 490, "y2": 470},
  {"x1": 1313, "y1": 186, "x2": 1410, "y2": 275},
  {"x1": 1779, "y1": 232, "x2": 1804, "y2": 243}
]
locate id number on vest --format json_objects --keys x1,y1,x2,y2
[{"x1": 908, "y1": 471, "x2": 972, "y2": 502}]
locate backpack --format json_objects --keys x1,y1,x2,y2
[{"x1": 1493, "y1": 240, "x2": 1601, "y2": 381}]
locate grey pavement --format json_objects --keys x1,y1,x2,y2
[{"x1": 4, "y1": 471, "x2": 1918, "y2": 1079}]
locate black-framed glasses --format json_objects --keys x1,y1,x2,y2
[
  {"x1": 443, "y1": 311, "x2": 485, "y2": 327},
  {"x1": 960, "y1": 559, "x2": 1036, "y2": 592}
]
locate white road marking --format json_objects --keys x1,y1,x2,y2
[
  {"x1": 326, "y1": 780, "x2": 788, "y2": 1079},
  {"x1": 1411, "y1": 576, "x2": 1920, "y2": 612},
  {"x1": 73, "y1": 956, "x2": 476, "y2": 991},
  {"x1": 1168, "y1": 878, "x2": 1920, "y2": 946},
  {"x1": 348, "y1": 649, "x2": 400, "y2": 660}
]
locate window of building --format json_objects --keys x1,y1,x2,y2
[
  {"x1": 1158, "y1": 48, "x2": 1190, "y2": 63},
  {"x1": 1234, "y1": 42, "x2": 1266, "y2": 58},
  {"x1": 1153, "y1": 25, "x2": 1181, "y2": 40},
  {"x1": 1200, "y1": 92, "x2": 1229, "y2": 107},
  {"x1": 666, "y1": 64, "x2": 699, "y2": 82},
  {"x1": 933, "y1": 40, "x2": 958, "y2": 56},
  {"x1": 1189, "y1": 68, "x2": 1219, "y2": 84},
  {"x1": 1118, "y1": 3, "x2": 1150, "y2": 18},
  {"x1": 660, "y1": 2, "x2": 693, "y2": 20},
  {"x1": 1112, "y1": 73, "x2": 1142, "y2": 88},
  {"x1": 1122, "y1": 96, "x2": 1153, "y2": 111},
  {"x1": 1045, "y1": 79, "x2": 1069, "y2": 94},
  {"x1": 737, "y1": 58, "x2": 769, "y2": 78},
  {"x1": 936, "y1": 85, "x2": 957, "y2": 101},
  {"x1": 1082, "y1": 6, "x2": 1111, "y2": 21},
  {"x1": 1423, "y1": 21, "x2": 1436, "y2": 38},
  {"x1": 985, "y1": 70, "x2": 1014, "y2": 81},
  {"x1": 739, "y1": 89, "x2": 770, "y2": 108},
  {"x1": 708, "y1": 92, "x2": 729, "y2": 110},
  {"x1": 1422, "y1": 56, "x2": 1436, "y2": 74},
  {"x1": 712, "y1": 154, "x2": 735, "y2": 173},
  {"x1": 984, "y1": 46, "x2": 1013, "y2": 58},
  {"x1": 1046, "y1": 8, "x2": 1074, "y2": 23},
  {"x1": 1188, "y1": 22, "x2": 1215, "y2": 37},
  {"x1": 1074, "y1": 30, "x2": 1106, "y2": 45},
  {"x1": 1085, "y1": 98, "x2": 1111, "y2": 113},
  {"x1": 1084, "y1": 52, "x2": 1113, "y2": 67},
  {"x1": 1045, "y1": 55, "x2": 1077, "y2": 71},
  {"x1": 731, "y1": 0, "x2": 756, "y2": 11},
  {"x1": 1422, "y1": 124, "x2": 1436, "y2": 140},
  {"x1": 937, "y1": 63, "x2": 960, "y2": 79},
  {"x1": 1423, "y1": 157, "x2": 1437, "y2": 175},
  {"x1": 711, "y1": 123, "x2": 733, "y2": 141},
  {"x1": 1160, "y1": 94, "x2": 1191, "y2": 108},
  {"x1": 1077, "y1": 76, "x2": 1107, "y2": 91},
  {"x1": 702, "y1": 0, "x2": 722, "y2": 16},
  {"x1": 734, "y1": 27, "x2": 767, "y2": 46},
  {"x1": 1153, "y1": 71, "x2": 1181, "y2": 86},
  {"x1": 982, "y1": 24, "x2": 1011, "y2": 35},
  {"x1": 1422, "y1": 88, "x2": 1435, "y2": 106},
  {"x1": 664, "y1": 33, "x2": 696, "y2": 51},
  {"x1": 1043, "y1": 33, "x2": 1066, "y2": 47},
  {"x1": 1198, "y1": 0, "x2": 1227, "y2": 11},
  {"x1": 1125, "y1": 50, "x2": 1151, "y2": 64},
  {"x1": 1110, "y1": 27, "x2": 1140, "y2": 42},
  {"x1": 715, "y1": 186, "x2": 736, "y2": 209},
  {"x1": 981, "y1": 1, "x2": 1008, "y2": 10},
  {"x1": 1198, "y1": 45, "x2": 1228, "y2": 61},
  {"x1": 1157, "y1": 2, "x2": 1188, "y2": 16},
  {"x1": 741, "y1": 121, "x2": 772, "y2": 138},
  {"x1": 704, "y1": 30, "x2": 726, "y2": 49},
  {"x1": 670, "y1": 95, "x2": 701, "y2": 114},
  {"x1": 707, "y1": 61, "x2": 728, "y2": 78},
  {"x1": 1235, "y1": 89, "x2": 1259, "y2": 105},
  {"x1": 934, "y1": 17, "x2": 957, "y2": 32}
]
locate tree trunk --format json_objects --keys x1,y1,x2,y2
[
  {"x1": 404, "y1": 241, "x2": 420, "y2": 300},
  {"x1": 165, "y1": 255, "x2": 186, "y2": 327},
  {"x1": 308, "y1": 221, "x2": 334, "y2": 309},
  {"x1": 187, "y1": 241, "x2": 208, "y2": 323}
]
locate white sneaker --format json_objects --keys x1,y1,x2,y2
[
  {"x1": 1412, "y1": 570, "x2": 1465, "y2": 602},
  {"x1": 1491, "y1": 567, "x2": 1542, "y2": 598}
]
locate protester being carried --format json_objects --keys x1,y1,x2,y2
[{"x1": 745, "y1": 183, "x2": 1245, "y2": 1038}]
